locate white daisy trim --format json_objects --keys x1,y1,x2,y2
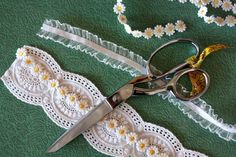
[
  {"x1": 114, "y1": 0, "x2": 236, "y2": 37},
  {"x1": 113, "y1": 0, "x2": 187, "y2": 39},
  {"x1": 165, "y1": 23, "x2": 175, "y2": 36},
  {"x1": 192, "y1": 0, "x2": 236, "y2": 27}
]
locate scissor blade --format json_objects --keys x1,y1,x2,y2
[{"x1": 47, "y1": 99, "x2": 113, "y2": 153}]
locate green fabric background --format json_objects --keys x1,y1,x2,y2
[{"x1": 0, "y1": 0, "x2": 235, "y2": 156}]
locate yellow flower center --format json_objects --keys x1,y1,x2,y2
[
  {"x1": 59, "y1": 89, "x2": 65, "y2": 96},
  {"x1": 25, "y1": 59, "x2": 32, "y2": 65},
  {"x1": 198, "y1": 1, "x2": 203, "y2": 5},
  {"x1": 129, "y1": 136, "x2": 135, "y2": 141},
  {"x1": 216, "y1": 18, "x2": 224, "y2": 23},
  {"x1": 146, "y1": 30, "x2": 153, "y2": 37},
  {"x1": 140, "y1": 143, "x2": 145, "y2": 149},
  {"x1": 167, "y1": 26, "x2": 173, "y2": 32},
  {"x1": 42, "y1": 74, "x2": 49, "y2": 80},
  {"x1": 33, "y1": 66, "x2": 40, "y2": 73},
  {"x1": 18, "y1": 51, "x2": 24, "y2": 56},
  {"x1": 149, "y1": 149, "x2": 155, "y2": 155},
  {"x1": 119, "y1": 129, "x2": 125, "y2": 135},
  {"x1": 79, "y1": 102, "x2": 86, "y2": 109},
  {"x1": 51, "y1": 82, "x2": 57, "y2": 88},
  {"x1": 156, "y1": 28, "x2": 162, "y2": 33},
  {"x1": 212, "y1": 0, "x2": 220, "y2": 6},
  {"x1": 108, "y1": 122, "x2": 115, "y2": 128},
  {"x1": 69, "y1": 96, "x2": 75, "y2": 102},
  {"x1": 224, "y1": 2, "x2": 230, "y2": 8},
  {"x1": 117, "y1": 5, "x2": 123, "y2": 12}
]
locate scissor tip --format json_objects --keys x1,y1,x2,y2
[
  {"x1": 47, "y1": 148, "x2": 54, "y2": 153},
  {"x1": 47, "y1": 144, "x2": 59, "y2": 153}
]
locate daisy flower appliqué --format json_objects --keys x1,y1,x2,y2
[
  {"x1": 16, "y1": 48, "x2": 27, "y2": 59},
  {"x1": 22, "y1": 56, "x2": 34, "y2": 67},
  {"x1": 57, "y1": 86, "x2": 69, "y2": 98},
  {"x1": 106, "y1": 119, "x2": 118, "y2": 131},
  {"x1": 175, "y1": 20, "x2": 186, "y2": 32},
  {"x1": 126, "y1": 132, "x2": 138, "y2": 145},
  {"x1": 204, "y1": 16, "x2": 215, "y2": 24},
  {"x1": 39, "y1": 71, "x2": 50, "y2": 82},
  {"x1": 222, "y1": 0, "x2": 232, "y2": 11},
  {"x1": 113, "y1": 2, "x2": 126, "y2": 14},
  {"x1": 165, "y1": 23, "x2": 175, "y2": 36},
  {"x1": 215, "y1": 16, "x2": 225, "y2": 26},
  {"x1": 154, "y1": 25, "x2": 164, "y2": 38},
  {"x1": 198, "y1": 6, "x2": 208, "y2": 18},
  {"x1": 31, "y1": 64, "x2": 43, "y2": 76},
  {"x1": 192, "y1": 0, "x2": 204, "y2": 8},
  {"x1": 225, "y1": 15, "x2": 236, "y2": 27},
  {"x1": 77, "y1": 99, "x2": 89, "y2": 111},
  {"x1": 116, "y1": 125, "x2": 128, "y2": 139},
  {"x1": 146, "y1": 146, "x2": 159, "y2": 157},
  {"x1": 48, "y1": 79, "x2": 59, "y2": 89},
  {"x1": 136, "y1": 139, "x2": 149, "y2": 152},
  {"x1": 66, "y1": 93, "x2": 77, "y2": 106},
  {"x1": 201, "y1": 0, "x2": 211, "y2": 5},
  {"x1": 211, "y1": 0, "x2": 222, "y2": 8},
  {"x1": 144, "y1": 28, "x2": 154, "y2": 39}
]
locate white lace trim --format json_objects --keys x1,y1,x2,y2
[
  {"x1": 37, "y1": 19, "x2": 236, "y2": 142},
  {"x1": 1, "y1": 46, "x2": 207, "y2": 157}
]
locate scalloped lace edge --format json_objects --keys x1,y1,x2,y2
[{"x1": 37, "y1": 19, "x2": 236, "y2": 142}]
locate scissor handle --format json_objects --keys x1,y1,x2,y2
[
  {"x1": 169, "y1": 68, "x2": 210, "y2": 101},
  {"x1": 146, "y1": 38, "x2": 200, "y2": 79}
]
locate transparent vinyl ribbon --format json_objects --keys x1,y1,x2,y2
[{"x1": 37, "y1": 19, "x2": 236, "y2": 141}]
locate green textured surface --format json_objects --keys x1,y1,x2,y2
[{"x1": 0, "y1": 0, "x2": 235, "y2": 157}]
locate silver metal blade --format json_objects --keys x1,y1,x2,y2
[{"x1": 47, "y1": 99, "x2": 113, "y2": 153}]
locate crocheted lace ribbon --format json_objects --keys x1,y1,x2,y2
[
  {"x1": 37, "y1": 19, "x2": 236, "y2": 142},
  {"x1": 1, "y1": 46, "x2": 207, "y2": 157}
]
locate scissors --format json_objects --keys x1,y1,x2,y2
[{"x1": 48, "y1": 38, "x2": 210, "y2": 152}]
